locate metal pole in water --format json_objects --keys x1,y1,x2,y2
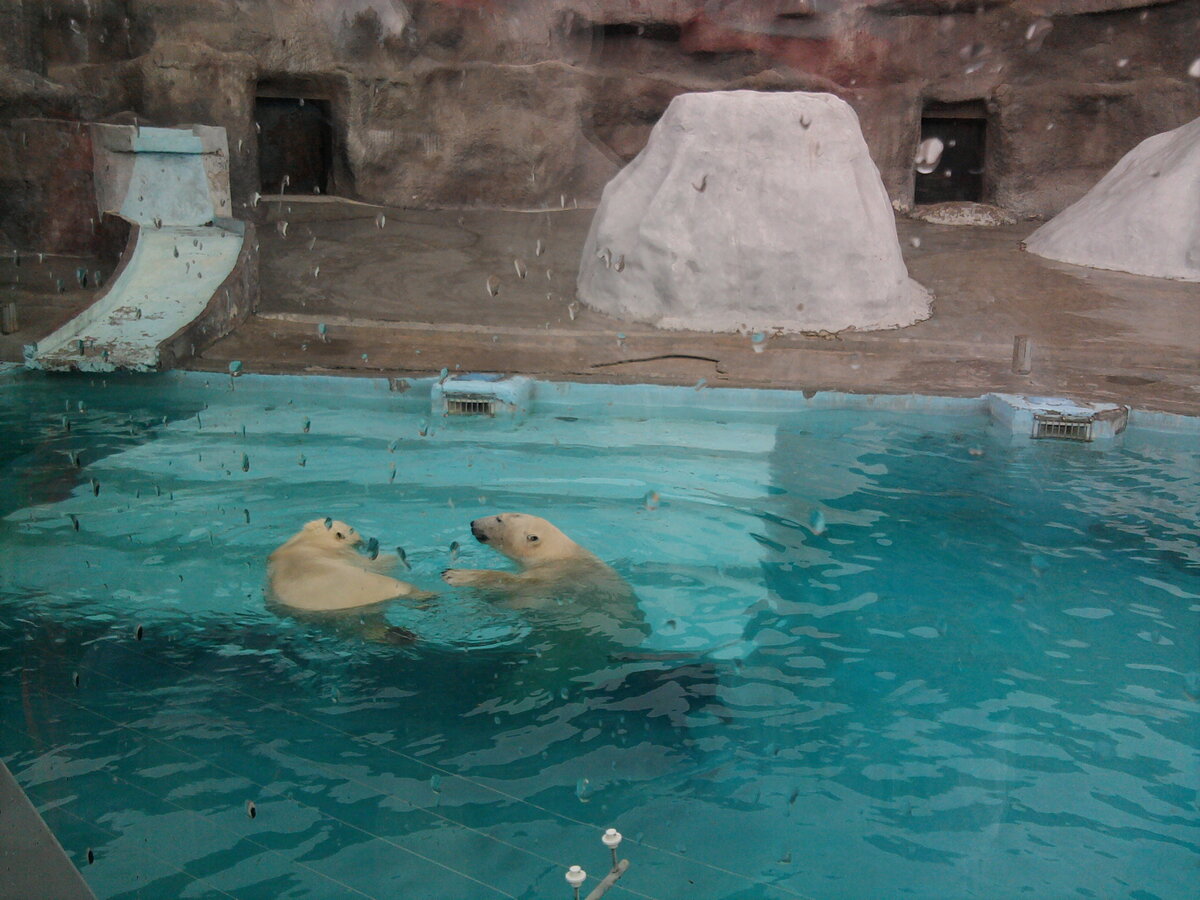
[
  {"x1": 584, "y1": 861, "x2": 630, "y2": 900},
  {"x1": 584, "y1": 828, "x2": 630, "y2": 900},
  {"x1": 565, "y1": 865, "x2": 586, "y2": 900}
]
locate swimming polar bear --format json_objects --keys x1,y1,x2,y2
[
  {"x1": 442, "y1": 513, "x2": 643, "y2": 629},
  {"x1": 268, "y1": 519, "x2": 434, "y2": 611}
]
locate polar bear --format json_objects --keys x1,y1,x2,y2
[
  {"x1": 442, "y1": 512, "x2": 642, "y2": 621},
  {"x1": 268, "y1": 519, "x2": 434, "y2": 611}
]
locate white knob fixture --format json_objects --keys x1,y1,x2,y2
[
  {"x1": 566, "y1": 865, "x2": 587, "y2": 888},
  {"x1": 602, "y1": 828, "x2": 622, "y2": 849}
]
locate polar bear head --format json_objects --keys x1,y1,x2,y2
[
  {"x1": 301, "y1": 518, "x2": 363, "y2": 549},
  {"x1": 469, "y1": 513, "x2": 584, "y2": 567}
]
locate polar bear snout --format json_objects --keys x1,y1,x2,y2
[{"x1": 470, "y1": 518, "x2": 492, "y2": 543}]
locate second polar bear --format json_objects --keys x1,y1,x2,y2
[
  {"x1": 441, "y1": 513, "x2": 641, "y2": 623},
  {"x1": 269, "y1": 518, "x2": 433, "y2": 611}
]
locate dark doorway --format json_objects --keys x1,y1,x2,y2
[
  {"x1": 256, "y1": 96, "x2": 332, "y2": 194},
  {"x1": 914, "y1": 102, "x2": 986, "y2": 205}
]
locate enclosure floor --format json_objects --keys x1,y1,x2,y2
[{"x1": 5, "y1": 197, "x2": 1198, "y2": 414}]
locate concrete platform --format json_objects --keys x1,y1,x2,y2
[
  {"x1": 6, "y1": 197, "x2": 1199, "y2": 415},
  {"x1": 0, "y1": 758, "x2": 95, "y2": 899}
]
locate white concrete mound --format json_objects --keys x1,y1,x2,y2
[
  {"x1": 1025, "y1": 116, "x2": 1200, "y2": 282},
  {"x1": 577, "y1": 91, "x2": 932, "y2": 333}
]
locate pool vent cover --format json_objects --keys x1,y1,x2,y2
[
  {"x1": 987, "y1": 394, "x2": 1128, "y2": 442},
  {"x1": 432, "y1": 373, "x2": 533, "y2": 419},
  {"x1": 1032, "y1": 413, "x2": 1093, "y2": 442}
]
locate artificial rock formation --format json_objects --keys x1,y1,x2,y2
[
  {"x1": 577, "y1": 90, "x2": 932, "y2": 334},
  {"x1": 1024, "y1": 116, "x2": 1200, "y2": 282}
]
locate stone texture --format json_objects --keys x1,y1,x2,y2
[
  {"x1": 577, "y1": 91, "x2": 932, "y2": 333},
  {"x1": 1024, "y1": 116, "x2": 1200, "y2": 281},
  {"x1": 990, "y1": 78, "x2": 1198, "y2": 217},
  {"x1": 912, "y1": 202, "x2": 1019, "y2": 226},
  {"x1": 0, "y1": 0, "x2": 1198, "y2": 234},
  {"x1": 1023, "y1": 0, "x2": 1182, "y2": 13},
  {"x1": 0, "y1": 118, "x2": 108, "y2": 255}
]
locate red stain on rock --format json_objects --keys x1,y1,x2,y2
[{"x1": 682, "y1": 12, "x2": 893, "y2": 87}]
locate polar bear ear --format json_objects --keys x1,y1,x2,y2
[{"x1": 323, "y1": 517, "x2": 333, "y2": 530}]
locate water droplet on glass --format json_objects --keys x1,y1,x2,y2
[
  {"x1": 135, "y1": 624, "x2": 144, "y2": 641},
  {"x1": 910, "y1": 236, "x2": 922, "y2": 249},
  {"x1": 449, "y1": 540, "x2": 460, "y2": 560},
  {"x1": 567, "y1": 301, "x2": 578, "y2": 321},
  {"x1": 514, "y1": 258, "x2": 527, "y2": 279},
  {"x1": 366, "y1": 537, "x2": 380, "y2": 560},
  {"x1": 486, "y1": 275, "x2": 500, "y2": 297},
  {"x1": 86, "y1": 849, "x2": 94, "y2": 864},
  {"x1": 575, "y1": 777, "x2": 592, "y2": 802},
  {"x1": 809, "y1": 510, "x2": 826, "y2": 535},
  {"x1": 69, "y1": 514, "x2": 80, "y2": 531},
  {"x1": 375, "y1": 213, "x2": 386, "y2": 229},
  {"x1": 91, "y1": 478, "x2": 99, "y2": 496},
  {"x1": 535, "y1": 238, "x2": 544, "y2": 257},
  {"x1": 694, "y1": 378, "x2": 707, "y2": 390},
  {"x1": 298, "y1": 453, "x2": 306, "y2": 467},
  {"x1": 1024, "y1": 18, "x2": 1052, "y2": 51},
  {"x1": 241, "y1": 453, "x2": 250, "y2": 472},
  {"x1": 276, "y1": 220, "x2": 288, "y2": 237},
  {"x1": 228, "y1": 360, "x2": 242, "y2": 376},
  {"x1": 246, "y1": 800, "x2": 257, "y2": 818},
  {"x1": 1189, "y1": 58, "x2": 1200, "y2": 79},
  {"x1": 396, "y1": 547, "x2": 410, "y2": 570},
  {"x1": 73, "y1": 672, "x2": 80, "y2": 687},
  {"x1": 430, "y1": 774, "x2": 442, "y2": 792},
  {"x1": 914, "y1": 137, "x2": 944, "y2": 174},
  {"x1": 643, "y1": 490, "x2": 660, "y2": 511},
  {"x1": 302, "y1": 416, "x2": 311, "y2": 433}
]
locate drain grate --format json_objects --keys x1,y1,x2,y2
[
  {"x1": 1033, "y1": 414, "x2": 1093, "y2": 442},
  {"x1": 446, "y1": 397, "x2": 496, "y2": 417}
]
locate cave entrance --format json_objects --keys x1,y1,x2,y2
[
  {"x1": 255, "y1": 95, "x2": 333, "y2": 195},
  {"x1": 915, "y1": 100, "x2": 987, "y2": 205}
]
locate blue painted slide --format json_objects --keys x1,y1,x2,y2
[{"x1": 27, "y1": 125, "x2": 244, "y2": 372}]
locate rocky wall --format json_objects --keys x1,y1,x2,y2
[
  {"x1": 0, "y1": 117, "x2": 124, "y2": 256},
  {"x1": 0, "y1": 0, "x2": 1196, "y2": 236}
]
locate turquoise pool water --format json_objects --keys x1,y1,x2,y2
[{"x1": 1, "y1": 371, "x2": 1197, "y2": 899}]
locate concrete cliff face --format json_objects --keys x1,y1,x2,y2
[
  {"x1": 577, "y1": 91, "x2": 932, "y2": 333},
  {"x1": 1, "y1": 0, "x2": 1198, "y2": 253}
]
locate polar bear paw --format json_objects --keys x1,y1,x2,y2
[{"x1": 442, "y1": 568, "x2": 482, "y2": 586}]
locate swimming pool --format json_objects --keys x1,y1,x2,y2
[{"x1": 2, "y1": 371, "x2": 1197, "y2": 899}]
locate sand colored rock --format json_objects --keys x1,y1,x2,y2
[
  {"x1": 577, "y1": 90, "x2": 932, "y2": 333},
  {"x1": 1024, "y1": 117, "x2": 1200, "y2": 282}
]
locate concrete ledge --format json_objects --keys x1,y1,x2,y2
[
  {"x1": 160, "y1": 220, "x2": 259, "y2": 370},
  {"x1": 0, "y1": 759, "x2": 95, "y2": 900}
]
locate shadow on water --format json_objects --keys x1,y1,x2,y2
[{"x1": 0, "y1": 373, "x2": 208, "y2": 518}]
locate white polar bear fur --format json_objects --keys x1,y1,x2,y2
[
  {"x1": 268, "y1": 519, "x2": 429, "y2": 611},
  {"x1": 442, "y1": 513, "x2": 635, "y2": 612}
]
